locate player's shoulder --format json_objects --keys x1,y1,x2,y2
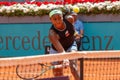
[
  {"x1": 49, "y1": 28, "x2": 58, "y2": 36},
  {"x1": 49, "y1": 29, "x2": 55, "y2": 34}
]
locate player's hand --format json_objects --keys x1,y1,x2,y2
[
  {"x1": 75, "y1": 35, "x2": 81, "y2": 39},
  {"x1": 74, "y1": 31, "x2": 79, "y2": 36},
  {"x1": 63, "y1": 59, "x2": 69, "y2": 67},
  {"x1": 62, "y1": 51, "x2": 66, "y2": 54},
  {"x1": 71, "y1": 50, "x2": 77, "y2": 52}
]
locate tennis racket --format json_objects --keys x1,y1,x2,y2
[{"x1": 16, "y1": 63, "x2": 65, "y2": 80}]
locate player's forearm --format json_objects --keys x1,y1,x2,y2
[
  {"x1": 49, "y1": 30, "x2": 65, "y2": 53},
  {"x1": 52, "y1": 41, "x2": 65, "y2": 53},
  {"x1": 50, "y1": 39, "x2": 65, "y2": 53}
]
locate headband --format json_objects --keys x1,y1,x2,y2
[{"x1": 49, "y1": 10, "x2": 62, "y2": 18}]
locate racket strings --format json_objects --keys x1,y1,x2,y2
[{"x1": 16, "y1": 63, "x2": 43, "y2": 79}]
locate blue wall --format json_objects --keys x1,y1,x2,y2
[
  {"x1": 81, "y1": 22, "x2": 120, "y2": 50},
  {"x1": 0, "y1": 23, "x2": 51, "y2": 57},
  {"x1": 0, "y1": 22, "x2": 120, "y2": 57}
]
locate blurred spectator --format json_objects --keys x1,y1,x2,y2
[{"x1": 71, "y1": 12, "x2": 84, "y2": 51}]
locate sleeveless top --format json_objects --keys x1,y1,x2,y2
[{"x1": 50, "y1": 18, "x2": 75, "y2": 51}]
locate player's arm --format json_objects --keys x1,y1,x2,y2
[{"x1": 49, "y1": 29, "x2": 65, "y2": 53}]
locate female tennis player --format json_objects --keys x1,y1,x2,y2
[{"x1": 48, "y1": 9, "x2": 79, "y2": 80}]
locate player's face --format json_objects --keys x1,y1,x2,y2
[{"x1": 50, "y1": 14, "x2": 63, "y2": 28}]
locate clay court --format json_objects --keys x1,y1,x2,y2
[
  {"x1": 0, "y1": 51, "x2": 120, "y2": 80},
  {"x1": 0, "y1": 63, "x2": 79, "y2": 80}
]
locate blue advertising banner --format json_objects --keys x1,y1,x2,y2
[
  {"x1": 81, "y1": 22, "x2": 120, "y2": 50},
  {"x1": 0, "y1": 23, "x2": 51, "y2": 57},
  {"x1": 0, "y1": 22, "x2": 120, "y2": 57}
]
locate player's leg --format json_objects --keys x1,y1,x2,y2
[
  {"x1": 52, "y1": 63, "x2": 63, "y2": 76},
  {"x1": 49, "y1": 48, "x2": 64, "y2": 76}
]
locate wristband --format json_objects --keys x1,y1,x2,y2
[{"x1": 74, "y1": 31, "x2": 78, "y2": 36}]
